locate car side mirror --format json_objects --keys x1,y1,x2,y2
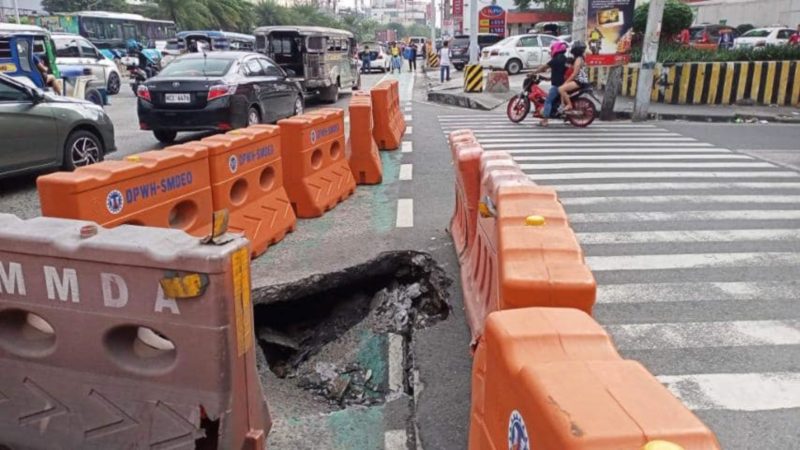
[
  {"x1": 28, "y1": 87, "x2": 45, "y2": 103},
  {"x1": 285, "y1": 68, "x2": 296, "y2": 77}
]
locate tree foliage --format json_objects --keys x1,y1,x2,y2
[
  {"x1": 633, "y1": 0, "x2": 693, "y2": 38},
  {"x1": 42, "y1": 0, "x2": 128, "y2": 13},
  {"x1": 513, "y1": 0, "x2": 533, "y2": 11},
  {"x1": 538, "y1": 0, "x2": 573, "y2": 12}
]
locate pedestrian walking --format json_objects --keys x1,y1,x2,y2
[
  {"x1": 439, "y1": 40, "x2": 452, "y2": 83},
  {"x1": 390, "y1": 42, "x2": 402, "y2": 74},
  {"x1": 361, "y1": 45, "x2": 372, "y2": 74},
  {"x1": 407, "y1": 44, "x2": 417, "y2": 72}
]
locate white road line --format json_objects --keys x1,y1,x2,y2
[
  {"x1": 388, "y1": 333, "x2": 405, "y2": 393},
  {"x1": 437, "y1": 119, "x2": 657, "y2": 127},
  {"x1": 405, "y1": 106, "x2": 412, "y2": 112},
  {"x1": 578, "y1": 229, "x2": 800, "y2": 245},
  {"x1": 396, "y1": 199, "x2": 414, "y2": 227},
  {"x1": 550, "y1": 182, "x2": 800, "y2": 192},
  {"x1": 586, "y1": 252, "x2": 800, "y2": 271},
  {"x1": 485, "y1": 143, "x2": 717, "y2": 149},
  {"x1": 596, "y1": 281, "x2": 800, "y2": 304},
  {"x1": 402, "y1": 141, "x2": 413, "y2": 153},
  {"x1": 438, "y1": 125, "x2": 664, "y2": 131},
  {"x1": 658, "y1": 372, "x2": 800, "y2": 412},
  {"x1": 500, "y1": 147, "x2": 728, "y2": 154},
  {"x1": 563, "y1": 195, "x2": 800, "y2": 206},
  {"x1": 406, "y1": 126, "x2": 413, "y2": 135},
  {"x1": 405, "y1": 114, "x2": 412, "y2": 121},
  {"x1": 522, "y1": 162, "x2": 776, "y2": 170},
  {"x1": 528, "y1": 171, "x2": 799, "y2": 180},
  {"x1": 607, "y1": 320, "x2": 800, "y2": 350},
  {"x1": 466, "y1": 132, "x2": 684, "y2": 138},
  {"x1": 481, "y1": 137, "x2": 699, "y2": 144},
  {"x1": 399, "y1": 164, "x2": 413, "y2": 180},
  {"x1": 384, "y1": 429, "x2": 409, "y2": 450},
  {"x1": 568, "y1": 210, "x2": 800, "y2": 223},
  {"x1": 515, "y1": 154, "x2": 748, "y2": 161}
]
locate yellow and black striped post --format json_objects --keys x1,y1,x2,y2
[
  {"x1": 464, "y1": 64, "x2": 483, "y2": 93},
  {"x1": 427, "y1": 52, "x2": 439, "y2": 68}
]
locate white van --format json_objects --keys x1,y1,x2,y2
[{"x1": 51, "y1": 33, "x2": 123, "y2": 95}]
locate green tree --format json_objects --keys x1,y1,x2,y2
[
  {"x1": 633, "y1": 0, "x2": 693, "y2": 38},
  {"x1": 206, "y1": 0, "x2": 253, "y2": 32},
  {"x1": 155, "y1": 0, "x2": 215, "y2": 30},
  {"x1": 42, "y1": 0, "x2": 128, "y2": 13},
  {"x1": 381, "y1": 22, "x2": 406, "y2": 38},
  {"x1": 538, "y1": 0, "x2": 573, "y2": 12},
  {"x1": 253, "y1": 0, "x2": 296, "y2": 27},
  {"x1": 513, "y1": 0, "x2": 533, "y2": 11}
]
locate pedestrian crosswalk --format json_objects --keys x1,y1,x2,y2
[{"x1": 439, "y1": 114, "x2": 800, "y2": 449}]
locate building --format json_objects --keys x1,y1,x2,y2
[
  {"x1": 686, "y1": 0, "x2": 800, "y2": 27},
  {"x1": 505, "y1": 9, "x2": 570, "y2": 36},
  {"x1": 370, "y1": 0, "x2": 431, "y2": 25},
  {"x1": 1, "y1": 0, "x2": 44, "y2": 20}
]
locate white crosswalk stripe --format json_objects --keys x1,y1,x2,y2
[{"x1": 439, "y1": 114, "x2": 800, "y2": 446}]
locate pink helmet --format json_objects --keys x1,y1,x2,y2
[{"x1": 550, "y1": 40, "x2": 568, "y2": 55}]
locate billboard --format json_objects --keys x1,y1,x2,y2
[
  {"x1": 478, "y1": 5, "x2": 506, "y2": 37},
  {"x1": 453, "y1": 0, "x2": 463, "y2": 34},
  {"x1": 585, "y1": 0, "x2": 636, "y2": 66}
]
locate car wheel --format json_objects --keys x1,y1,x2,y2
[
  {"x1": 153, "y1": 130, "x2": 177, "y2": 143},
  {"x1": 321, "y1": 84, "x2": 339, "y2": 103},
  {"x1": 247, "y1": 106, "x2": 261, "y2": 126},
  {"x1": 454, "y1": 63, "x2": 464, "y2": 71},
  {"x1": 63, "y1": 130, "x2": 103, "y2": 171},
  {"x1": 107, "y1": 72, "x2": 121, "y2": 95},
  {"x1": 84, "y1": 88, "x2": 104, "y2": 107},
  {"x1": 293, "y1": 96, "x2": 304, "y2": 116},
  {"x1": 505, "y1": 59, "x2": 522, "y2": 75}
]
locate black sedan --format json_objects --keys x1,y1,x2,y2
[{"x1": 137, "y1": 51, "x2": 304, "y2": 143}]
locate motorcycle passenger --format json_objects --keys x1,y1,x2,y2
[
  {"x1": 559, "y1": 41, "x2": 590, "y2": 112},
  {"x1": 528, "y1": 40, "x2": 568, "y2": 127},
  {"x1": 127, "y1": 39, "x2": 155, "y2": 78}
]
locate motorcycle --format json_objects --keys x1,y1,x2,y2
[
  {"x1": 506, "y1": 74, "x2": 598, "y2": 128},
  {"x1": 126, "y1": 50, "x2": 160, "y2": 94}
]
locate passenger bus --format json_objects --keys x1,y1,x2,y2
[{"x1": 30, "y1": 12, "x2": 176, "y2": 51}]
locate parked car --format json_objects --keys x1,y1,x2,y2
[
  {"x1": 51, "y1": 33, "x2": 122, "y2": 95},
  {"x1": 687, "y1": 24, "x2": 739, "y2": 50},
  {"x1": 734, "y1": 27, "x2": 796, "y2": 49},
  {"x1": 450, "y1": 33, "x2": 504, "y2": 71},
  {"x1": 480, "y1": 34, "x2": 560, "y2": 75},
  {"x1": 358, "y1": 41, "x2": 390, "y2": 73},
  {"x1": 0, "y1": 73, "x2": 115, "y2": 178},
  {"x1": 137, "y1": 51, "x2": 303, "y2": 143}
]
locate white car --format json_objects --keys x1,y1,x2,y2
[
  {"x1": 358, "y1": 42, "x2": 391, "y2": 73},
  {"x1": 52, "y1": 33, "x2": 122, "y2": 95},
  {"x1": 480, "y1": 34, "x2": 561, "y2": 75},
  {"x1": 734, "y1": 27, "x2": 795, "y2": 49}
]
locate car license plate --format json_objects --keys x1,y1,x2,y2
[{"x1": 165, "y1": 93, "x2": 191, "y2": 103}]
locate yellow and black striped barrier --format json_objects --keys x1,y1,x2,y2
[
  {"x1": 464, "y1": 64, "x2": 484, "y2": 93},
  {"x1": 588, "y1": 60, "x2": 800, "y2": 106},
  {"x1": 427, "y1": 52, "x2": 439, "y2": 68}
]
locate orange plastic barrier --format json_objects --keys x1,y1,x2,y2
[
  {"x1": 370, "y1": 80, "x2": 405, "y2": 150},
  {"x1": 458, "y1": 144, "x2": 595, "y2": 344},
  {"x1": 278, "y1": 108, "x2": 356, "y2": 218},
  {"x1": 449, "y1": 138, "x2": 484, "y2": 261},
  {"x1": 37, "y1": 144, "x2": 213, "y2": 237},
  {"x1": 200, "y1": 125, "x2": 296, "y2": 257},
  {"x1": 347, "y1": 95, "x2": 383, "y2": 184},
  {"x1": 470, "y1": 308, "x2": 721, "y2": 450}
]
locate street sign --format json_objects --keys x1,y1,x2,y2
[
  {"x1": 453, "y1": 0, "x2": 464, "y2": 34},
  {"x1": 479, "y1": 5, "x2": 506, "y2": 37},
  {"x1": 585, "y1": 0, "x2": 636, "y2": 66}
]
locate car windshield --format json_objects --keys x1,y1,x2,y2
[
  {"x1": 159, "y1": 57, "x2": 233, "y2": 77},
  {"x1": 742, "y1": 29, "x2": 771, "y2": 38},
  {"x1": 452, "y1": 37, "x2": 469, "y2": 47}
]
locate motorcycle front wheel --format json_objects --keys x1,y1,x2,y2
[
  {"x1": 567, "y1": 97, "x2": 597, "y2": 128},
  {"x1": 506, "y1": 96, "x2": 531, "y2": 123}
]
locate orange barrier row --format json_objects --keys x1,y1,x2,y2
[
  {"x1": 278, "y1": 108, "x2": 356, "y2": 218},
  {"x1": 201, "y1": 125, "x2": 296, "y2": 257},
  {"x1": 452, "y1": 136, "x2": 596, "y2": 344},
  {"x1": 37, "y1": 143, "x2": 214, "y2": 237},
  {"x1": 470, "y1": 308, "x2": 721, "y2": 450},
  {"x1": 347, "y1": 92, "x2": 383, "y2": 184},
  {"x1": 448, "y1": 130, "x2": 482, "y2": 261},
  {"x1": 370, "y1": 79, "x2": 405, "y2": 150}
]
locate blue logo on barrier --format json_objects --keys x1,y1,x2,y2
[
  {"x1": 310, "y1": 129, "x2": 318, "y2": 144},
  {"x1": 229, "y1": 155, "x2": 238, "y2": 173},
  {"x1": 106, "y1": 189, "x2": 124, "y2": 215},
  {"x1": 507, "y1": 410, "x2": 529, "y2": 450}
]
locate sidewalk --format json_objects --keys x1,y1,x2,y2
[{"x1": 425, "y1": 68, "x2": 800, "y2": 123}]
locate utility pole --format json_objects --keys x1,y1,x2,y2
[
  {"x1": 572, "y1": 0, "x2": 587, "y2": 43},
  {"x1": 431, "y1": 0, "x2": 436, "y2": 47},
  {"x1": 633, "y1": 0, "x2": 666, "y2": 121},
  {"x1": 468, "y1": 0, "x2": 477, "y2": 64},
  {"x1": 12, "y1": 0, "x2": 20, "y2": 24}
]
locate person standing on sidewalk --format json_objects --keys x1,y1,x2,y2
[
  {"x1": 439, "y1": 40, "x2": 452, "y2": 83},
  {"x1": 390, "y1": 42, "x2": 402, "y2": 74},
  {"x1": 407, "y1": 44, "x2": 417, "y2": 72}
]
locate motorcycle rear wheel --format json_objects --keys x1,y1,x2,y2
[
  {"x1": 567, "y1": 97, "x2": 597, "y2": 128},
  {"x1": 506, "y1": 96, "x2": 531, "y2": 123}
]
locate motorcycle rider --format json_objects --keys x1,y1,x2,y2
[
  {"x1": 559, "y1": 41, "x2": 590, "y2": 112},
  {"x1": 127, "y1": 39, "x2": 157, "y2": 78},
  {"x1": 528, "y1": 40, "x2": 569, "y2": 127}
]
